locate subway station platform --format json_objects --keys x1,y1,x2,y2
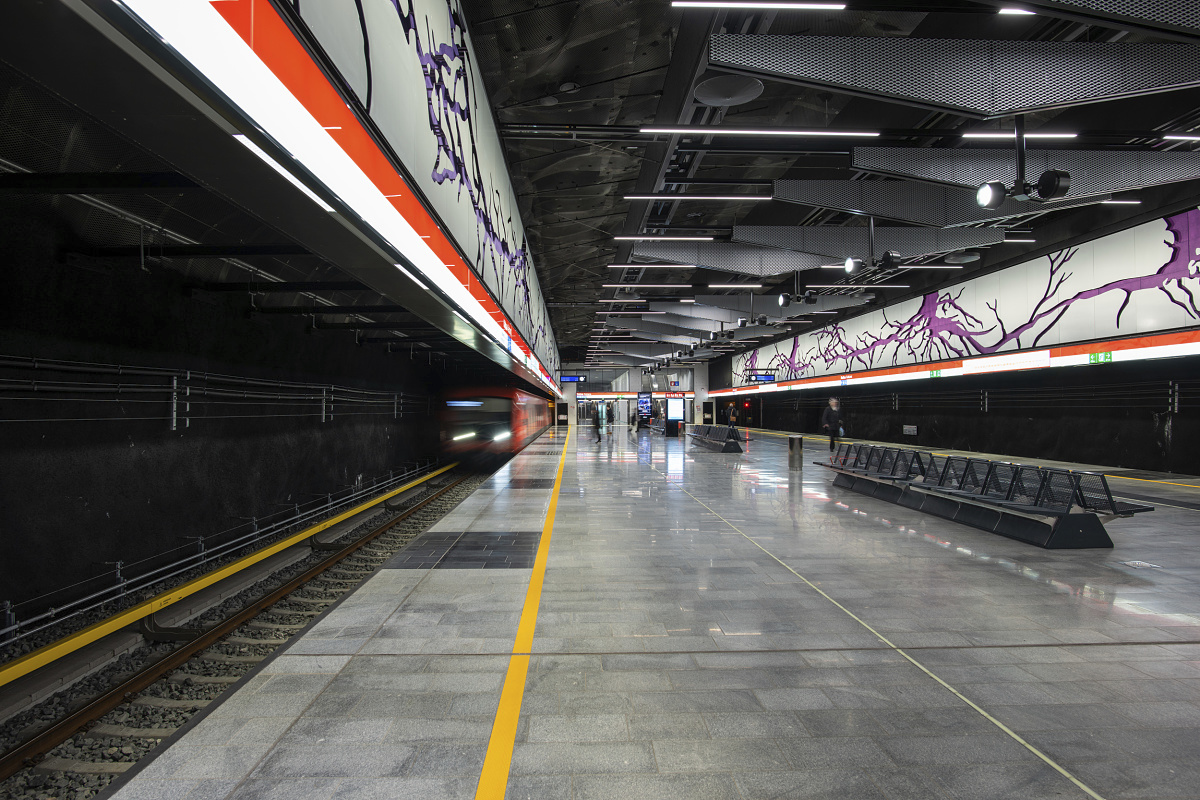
[{"x1": 102, "y1": 427, "x2": 1200, "y2": 800}]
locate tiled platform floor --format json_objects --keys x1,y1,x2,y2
[{"x1": 101, "y1": 426, "x2": 1200, "y2": 800}]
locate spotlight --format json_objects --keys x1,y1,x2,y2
[
  {"x1": 709, "y1": 331, "x2": 718, "y2": 341},
  {"x1": 802, "y1": 290, "x2": 817, "y2": 305},
  {"x1": 879, "y1": 250, "x2": 901, "y2": 269},
  {"x1": 976, "y1": 181, "x2": 1007, "y2": 209},
  {"x1": 778, "y1": 292, "x2": 792, "y2": 308},
  {"x1": 844, "y1": 257, "x2": 863, "y2": 274},
  {"x1": 1036, "y1": 169, "x2": 1070, "y2": 200},
  {"x1": 737, "y1": 318, "x2": 748, "y2": 328},
  {"x1": 756, "y1": 314, "x2": 768, "y2": 326}
]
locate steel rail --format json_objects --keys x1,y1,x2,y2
[{"x1": 0, "y1": 471, "x2": 468, "y2": 782}]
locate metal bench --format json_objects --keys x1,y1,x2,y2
[
  {"x1": 686, "y1": 425, "x2": 743, "y2": 453},
  {"x1": 1074, "y1": 472, "x2": 1154, "y2": 517}
]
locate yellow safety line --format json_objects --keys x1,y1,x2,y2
[
  {"x1": 475, "y1": 429, "x2": 570, "y2": 800},
  {"x1": 653, "y1": 466, "x2": 1107, "y2": 800},
  {"x1": 748, "y1": 427, "x2": 1200, "y2": 490},
  {"x1": 0, "y1": 462, "x2": 458, "y2": 689}
]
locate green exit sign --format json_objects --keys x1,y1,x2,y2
[
  {"x1": 1089, "y1": 351, "x2": 1113, "y2": 364},
  {"x1": 929, "y1": 369, "x2": 942, "y2": 377}
]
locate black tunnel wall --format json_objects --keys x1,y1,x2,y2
[
  {"x1": 752, "y1": 356, "x2": 1200, "y2": 474},
  {"x1": 0, "y1": 211, "x2": 445, "y2": 610}
]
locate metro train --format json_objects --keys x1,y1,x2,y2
[{"x1": 441, "y1": 386, "x2": 551, "y2": 461}]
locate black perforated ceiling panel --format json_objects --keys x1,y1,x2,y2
[
  {"x1": 631, "y1": 242, "x2": 826, "y2": 276},
  {"x1": 772, "y1": 180, "x2": 1110, "y2": 227},
  {"x1": 709, "y1": 35, "x2": 1200, "y2": 118},
  {"x1": 732, "y1": 226, "x2": 1004, "y2": 258},
  {"x1": 853, "y1": 147, "x2": 1200, "y2": 199}
]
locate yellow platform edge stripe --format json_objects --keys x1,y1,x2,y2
[
  {"x1": 0, "y1": 462, "x2": 458, "y2": 689},
  {"x1": 475, "y1": 428, "x2": 570, "y2": 799}
]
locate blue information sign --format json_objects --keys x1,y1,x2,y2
[
  {"x1": 559, "y1": 376, "x2": 587, "y2": 382},
  {"x1": 750, "y1": 373, "x2": 776, "y2": 382}
]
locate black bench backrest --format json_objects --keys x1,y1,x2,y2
[
  {"x1": 983, "y1": 462, "x2": 1018, "y2": 501},
  {"x1": 891, "y1": 449, "x2": 914, "y2": 479},
  {"x1": 1075, "y1": 472, "x2": 1118, "y2": 515},
  {"x1": 1038, "y1": 469, "x2": 1081, "y2": 513},
  {"x1": 865, "y1": 447, "x2": 884, "y2": 472},
  {"x1": 923, "y1": 454, "x2": 946, "y2": 483},
  {"x1": 958, "y1": 459, "x2": 990, "y2": 494},
  {"x1": 876, "y1": 448, "x2": 898, "y2": 475},
  {"x1": 853, "y1": 446, "x2": 873, "y2": 470},
  {"x1": 1006, "y1": 466, "x2": 1044, "y2": 505},
  {"x1": 840, "y1": 443, "x2": 859, "y2": 466},
  {"x1": 939, "y1": 456, "x2": 971, "y2": 489},
  {"x1": 832, "y1": 442, "x2": 849, "y2": 464}
]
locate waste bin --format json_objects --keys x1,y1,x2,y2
[{"x1": 788, "y1": 435, "x2": 804, "y2": 471}]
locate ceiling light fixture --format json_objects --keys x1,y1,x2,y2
[
  {"x1": 600, "y1": 284, "x2": 693, "y2": 288},
  {"x1": 613, "y1": 235, "x2": 714, "y2": 241},
  {"x1": 807, "y1": 284, "x2": 910, "y2": 289},
  {"x1": 998, "y1": 7, "x2": 1036, "y2": 13},
  {"x1": 1101, "y1": 199, "x2": 1142, "y2": 205},
  {"x1": 1163, "y1": 134, "x2": 1200, "y2": 140},
  {"x1": 1005, "y1": 237, "x2": 1036, "y2": 243},
  {"x1": 640, "y1": 126, "x2": 878, "y2": 137},
  {"x1": 973, "y1": 119, "x2": 1070, "y2": 208},
  {"x1": 624, "y1": 195, "x2": 772, "y2": 201},
  {"x1": 708, "y1": 283, "x2": 763, "y2": 289},
  {"x1": 679, "y1": 299, "x2": 697, "y2": 303},
  {"x1": 844, "y1": 257, "x2": 863, "y2": 274},
  {"x1": 976, "y1": 181, "x2": 1008, "y2": 209}
]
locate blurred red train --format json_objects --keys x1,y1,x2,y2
[{"x1": 441, "y1": 387, "x2": 551, "y2": 460}]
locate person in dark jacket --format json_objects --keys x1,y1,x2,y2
[
  {"x1": 820, "y1": 397, "x2": 843, "y2": 452},
  {"x1": 592, "y1": 403, "x2": 602, "y2": 442}
]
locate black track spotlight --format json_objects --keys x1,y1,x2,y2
[
  {"x1": 737, "y1": 317, "x2": 748, "y2": 328},
  {"x1": 709, "y1": 330, "x2": 718, "y2": 341},
  {"x1": 976, "y1": 181, "x2": 1007, "y2": 209},
  {"x1": 803, "y1": 290, "x2": 817, "y2": 305},
  {"x1": 756, "y1": 314, "x2": 768, "y2": 326},
  {"x1": 778, "y1": 292, "x2": 792, "y2": 309},
  {"x1": 879, "y1": 250, "x2": 901, "y2": 269},
  {"x1": 1036, "y1": 169, "x2": 1071, "y2": 200},
  {"x1": 844, "y1": 257, "x2": 863, "y2": 274}
]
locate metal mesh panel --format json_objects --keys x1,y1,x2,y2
[
  {"x1": 854, "y1": 147, "x2": 1200, "y2": 199},
  {"x1": 710, "y1": 35, "x2": 1200, "y2": 117},
  {"x1": 733, "y1": 225, "x2": 1004, "y2": 258},
  {"x1": 773, "y1": 179, "x2": 1110, "y2": 228},
  {"x1": 983, "y1": 463, "x2": 1018, "y2": 500},
  {"x1": 939, "y1": 457, "x2": 970, "y2": 488},
  {"x1": 892, "y1": 450, "x2": 913, "y2": 478},
  {"x1": 854, "y1": 447, "x2": 873, "y2": 469},
  {"x1": 865, "y1": 448, "x2": 884, "y2": 472},
  {"x1": 1008, "y1": 467, "x2": 1044, "y2": 505},
  {"x1": 632, "y1": 242, "x2": 825, "y2": 276},
  {"x1": 1075, "y1": 473, "x2": 1116, "y2": 513},
  {"x1": 876, "y1": 448, "x2": 898, "y2": 476},
  {"x1": 959, "y1": 460, "x2": 989, "y2": 494},
  {"x1": 925, "y1": 454, "x2": 947, "y2": 482},
  {"x1": 1038, "y1": 471, "x2": 1080, "y2": 511},
  {"x1": 1008, "y1": 0, "x2": 1200, "y2": 35}
]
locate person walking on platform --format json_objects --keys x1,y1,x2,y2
[
  {"x1": 821, "y1": 397, "x2": 843, "y2": 453},
  {"x1": 592, "y1": 403, "x2": 602, "y2": 442}
]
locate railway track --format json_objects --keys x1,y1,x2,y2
[{"x1": 0, "y1": 469, "x2": 484, "y2": 800}]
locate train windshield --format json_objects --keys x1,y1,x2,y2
[{"x1": 445, "y1": 397, "x2": 512, "y2": 439}]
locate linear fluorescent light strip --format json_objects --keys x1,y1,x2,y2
[
  {"x1": 601, "y1": 284, "x2": 693, "y2": 288},
  {"x1": 613, "y1": 236, "x2": 714, "y2": 241},
  {"x1": 998, "y1": 7, "x2": 1036, "y2": 13},
  {"x1": 708, "y1": 283, "x2": 762, "y2": 289},
  {"x1": 607, "y1": 263, "x2": 698, "y2": 269},
  {"x1": 232, "y1": 135, "x2": 334, "y2": 211},
  {"x1": 624, "y1": 195, "x2": 772, "y2": 201},
  {"x1": 642, "y1": 126, "x2": 876, "y2": 137},
  {"x1": 1163, "y1": 134, "x2": 1200, "y2": 140},
  {"x1": 806, "y1": 284, "x2": 910, "y2": 288},
  {"x1": 117, "y1": 1, "x2": 559, "y2": 393},
  {"x1": 1101, "y1": 199, "x2": 1141, "y2": 204},
  {"x1": 962, "y1": 132, "x2": 1075, "y2": 138},
  {"x1": 672, "y1": 1, "x2": 845, "y2": 8}
]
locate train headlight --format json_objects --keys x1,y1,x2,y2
[
  {"x1": 452, "y1": 432, "x2": 476, "y2": 441},
  {"x1": 493, "y1": 430, "x2": 511, "y2": 441}
]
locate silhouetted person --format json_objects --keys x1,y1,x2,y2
[
  {"x1": 592, "y1": 404, "x2": 602, "y2": 442},
  {"x1": 821, "y1": 397, "x2": 843, "y2": 453}
]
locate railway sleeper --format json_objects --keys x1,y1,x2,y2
[
  {"x1": 167, "y1": 672, "x2": 240, "y2": 685},
  {"x1": 83, "y1": 723, "x2": 174, "y2": 739},
  {"x1": 33, "y1": 756, "x2": 133, "y2": 775},
  {"x1": 130, "y1": 696, "x2": 211, "y2": 709}
]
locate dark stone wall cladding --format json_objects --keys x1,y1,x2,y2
[
  {"x1": 0, "y1": 212, "x2": 445, "y2": 606},
  {"x1": 758, "y1": 358, "x2": 1199, "y2": 475}
]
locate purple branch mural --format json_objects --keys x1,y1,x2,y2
[
  {"x1": 737, "y1": 210, "x2": 1200, "y2": 384},
  {"x1": 392, "y1": 0, "x2": 554, "y2": 370}
]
